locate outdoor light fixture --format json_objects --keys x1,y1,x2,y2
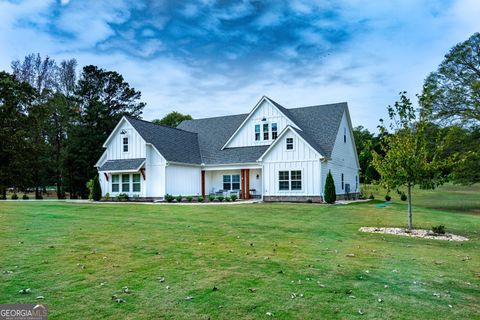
[
  {"x1": 261, "y1": 117, "x2": 266, "y2": 121},
  {"x1": 120, "y1": 129, "x2": 127, "y2": 134}
]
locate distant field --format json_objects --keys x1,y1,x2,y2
[
  {"x1": 0, "y1": 191, "x2": 479, "y2": 319},
  {"x1": 363, "y1": 183, "x2": 480, "y2": 215}
]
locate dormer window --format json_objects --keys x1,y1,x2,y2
[
  {"x1": 272, "y1": 123, "x2": 278, "y2": 139},
  {"x1": 263, "y1": 123, "x2": 269, "y2": 140},
  {"x1": 286, "y1": 137, "x2": 294, "y2": 150},
  {"x1": 255, "y1": 124, "x2": 260, "y2": 141},
  {"x1": 123, "y1": 137, "x2": 129, "y2": 152}
]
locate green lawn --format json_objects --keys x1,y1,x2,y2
[{"x1": 0, "y1": 194, "x2": 479, "y2": 319}]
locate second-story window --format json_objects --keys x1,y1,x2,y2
[
  {"x1": 272, "y1": 123, "x2": 278, "y2": 139},
  {"x1": 123, "y1": 137, "x2": 129, "y2": 152},
  {"x1": 286, "y1": 137, "x2": 294, "y2": 150},
  {"x1": 344, "y1": 127, "x2": 347, "y2": 143},
  {"x1": 263, "y1": 123, "x2": 269, "y2": 140},
  {"x1": 255, "y1": 124, "x2": 261, "y2": 141}
]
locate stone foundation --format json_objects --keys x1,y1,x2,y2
[{"x1": 263, "y1": 193, "x2": 360, "y2": 203}]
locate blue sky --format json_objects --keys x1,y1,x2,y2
[{"x1": 1, "y1": 0, "x2": 479, "y2": 130}]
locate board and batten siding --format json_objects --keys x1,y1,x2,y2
[
  {"x1": 262, "y1": 130, "x2": 322, "y2": 196},
  {"x1": 321, "y1": 111, "x2": 360, "y2": 195},
  {"x1": 145, "y1": 144, "x2": 166, "y2": 197},
  {"x1": 165, "y1": 164, "x2": 201, "y2": 196},
  {"x1": 106, "y1": 118, "x2": 146, "y2": 160},
  {"x1": 226, "y1": 100, "x2": 297, "y2": 148}
]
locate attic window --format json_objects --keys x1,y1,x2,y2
[
  {"x1": 123, "y1": 137, "x2": 129, "y2": 152},
  {"x1": 255, "y1": 124, "x2": 260, "y2": 141},
  {"x1": 286, "y1": 137, "x2": 294, "y2": 150},
  {"x1": 263, "y1": 123, "x2": 269, "y2": 140},
  {"x1": 344, "y1": 127, "x2": 347, "y2": 143},
  {"x1": 272, "y1": 123, "x2": 278, "y2": 139}
]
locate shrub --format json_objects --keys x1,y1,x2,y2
[
  {"x1": 22, "y1": 194, "x2": 29, "y2": 200},
  {"x1": 208, "y1": 195, "x2": 215, "y2": 202},
  {"x1": 432, "y1": 225, "x2": 446, "y2": 234},
  {"x1": 104, "y1": 192, "x2": 110, "y2": 201},
  {"x1": 36, "y1": 194, "x2": 43, "y2": 200},
  {"x1": 385, "y1": 195, "x2": 391, "y2": 201},
  {"x1": 225, "y1": 197, "x2": 231, "y2": 202},
  {"x1": 324, "y1": 171, "x2": 336, "y2": 204},
  {"x1": 197, "y1": 196, "x2": 204, "y2": 202},
  {"x1": 176, "y1": 195, "x2": 183, "y2": 202},
  {"x1": 11, "y1": 193, "x2": 18, "y2": 200},
  {"x1": 90, "y1": 176, "x2": 102, "y2": 201},
  {"x1": 400, "y1": 193, "x2": 407, "y2": 201},
  {"x1": 307, "y1": 199, "x2": 313, "y2": 203},
  {"x1": 216, "y1": 196, "x2": 224, "y2": 202},
  {"x1": 368, "y1": 194, "x2": 375, "y2": 200},
  {"x1": 230, "y1": 194, "x2": 238, "y2": 202},
  {"x1": 164, "y1": 194, "x2": 174, "y2": 202},
  {"x1": 186, "y1": 196, "x2": 193, "y2": 202},
  {"x1": 117, "y1": 193, "x2": 129, "y2": 201}
]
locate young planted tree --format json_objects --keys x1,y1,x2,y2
[
  {"x1": 324, "y1": 171, "x2": 336, "y2": 204},
  {"x1": 90, "y1": 176, "x2": 102, "y2": 201},
  {"x1": 373, "y1": 92, "x2": 449, "y2": 229}
]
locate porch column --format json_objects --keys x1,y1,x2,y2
[
  {"x1": 201, "y1": 170, "x2": 206, "y2": 198},
  {"x1": 240, "y1": 169, "x2": 245, "y2": 199},
  {"x1": 245, "y1": 169, "x2": 250, "y2": 199}
]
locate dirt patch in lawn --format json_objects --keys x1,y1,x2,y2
[{"x1": 359, "y1": 227, "x2": 469, "y2": 241}]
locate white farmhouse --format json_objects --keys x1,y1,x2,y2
[{"x1": 96, "y1": 96, "x2": 360, "y2": 202}]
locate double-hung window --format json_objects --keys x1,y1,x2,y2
[
  {"x1": 133, "y1": 174, "x2": 141, "y2": 192},
  {"x1": 112, "y1": 175, "x2": 119, "y2": 192},
  {"x1": 278, "y1": 170, "x2": 302, "y2": 191},
  {"x1": 223, "y1": 174, "x2": 240, "y2": 190},
  {"x1": 291, "y1": 171, "x2": 302, "y2": 190},
  {"x1": 272, "y1": 123, "x2": 278, "y2": 139},
  {"x1": 279, "y1": 171, "x2": 290, "y2": 190},
  {"x1": 263, "y1": 123, "x2": 269, "y2": 140},
  {"x1": 286, "y1": 138, "x2": 294, "y2": 150},
  {"x1": 123, "y1": 137, "x2": 129, "y2": 152},
  {"x1": 255, "y1": 124, "x2": 261, "y2": 141},
  {"x1": 122, "y1": 174, "x2": 130, "y2": 192}
]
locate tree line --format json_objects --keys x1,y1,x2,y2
[{"x1": 0, "y1": 54, "x2": 145, "y2": 199}]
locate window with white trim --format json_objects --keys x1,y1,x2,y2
[
  {"x1": 279, "y1": 171, "x2": 289, "y2": 190},
  {"x1": 286, "y1": 137, "x2": 294, "y2": 150},
  {"x1": 133, "y1": 174, "x2": 141, "y2": 192},
  {"x1": 291, "y1": 170, "x2": 302, "y2": 190},
  {"x1": 272, "y1": 123, "x2": 278, "y2": 139},
  {"x1": 223, "y1": 174, "x2": 240, "y2": 190},
  {"x1": 263, "y1": 123, "x2": 269, "y2": 140},
  {"x1": 112, "y1": 175, "x2": 119, "y2": 192},
  {"x1": 122, "y1": 174, "x2": 130, "y2": 192},
  {"x1": 123, "y1": 137, "x2": 129, "y2": 152},
  {"x1": 255, "y1": 124, "x2": 261, "y2": 141},
  {"x1": 278, "y1": 170, "x2": 302, "y2": 191}
]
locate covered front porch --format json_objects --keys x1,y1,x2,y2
[{"x1": 201, "y1": 166, "x2": 262, "y2": 200}]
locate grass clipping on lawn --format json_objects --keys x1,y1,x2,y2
[{"x1": 359, "y1": 227, "x2": 469, "y2": 241}]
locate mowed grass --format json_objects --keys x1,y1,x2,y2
[
  {"x1": 366, "y1": 183, "x2": 480, "y2": 215},
  {"x1": 0, "y1": 195, "x2": 479, "y2": 319}
]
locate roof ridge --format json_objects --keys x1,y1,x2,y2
[
  {"x1": 181, "y1": 113, "x2": 248, "y2": 122},
  {"x1": 287, "y1": 102, "x2": 348, "y2": 111},
  {"x1": 125, "y1": 115, "x2": 198, "y2": 135}
]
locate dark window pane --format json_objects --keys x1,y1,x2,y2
[
  {"x1": 232, "y1": 183, "x2": 240, "y2": 190},
  {"x1": 291, "y1": 181, "x2": 302, "y2": 190},
  {"x1": 112, "y1": 184, "x2": 119, "y2": 192},
  {"x1": 133, "y1": 183, "x2": 140, "y2": 192},
  {"x1": 223, "y1": 182, "x2": 231, "y2": 190},
  {"x1": 223, "y1": 175, "x2": 231, "y2": 183},
  {"x1": 279, "y1": 181, "x2": 289, "y2": 190},
  {"x1": 291, "y1": 171, "x2": 301, "y2": 180},
  {"x1": 232, "y1": 175, "x2": 240, "y2": 182},
  {"x1": 263, "y1": 124, "x2": 269, "y2": 140},
  {"x1": 279, "y1": 171, "x2": 289, "y2": 180}
]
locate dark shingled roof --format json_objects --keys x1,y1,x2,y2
[
  {"x1": 99, "y1": 158, "x2": 145, "y2": 171},
  {"x1": 178, "y1": 99, "x2": 347, "y2": 162},
  {"x1": 120, "y1": 98, "x2": 347, "y2": 165},
  {"x1": 126, "y1": 116, "x2": 202, "y2": 164}
]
